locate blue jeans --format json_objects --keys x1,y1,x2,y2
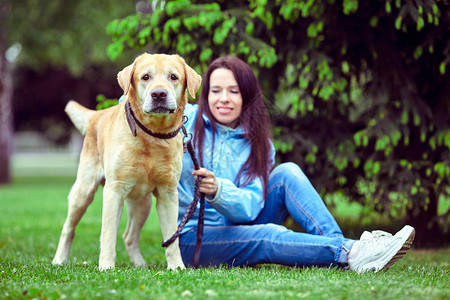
[{"x1": 179, "y1": 163, "x2": 355, "y2": 267}]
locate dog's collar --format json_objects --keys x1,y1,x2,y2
[{"x1": 124, "y1": 100, "x2": 183, "y2": 139}]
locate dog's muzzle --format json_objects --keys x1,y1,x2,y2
[{"x1": 144, "y1": 88, "x2": 177, "y2": 114}]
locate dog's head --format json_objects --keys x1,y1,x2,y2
[{"x1": 118, "y1": 53, "x2": 201, "y2": 116}]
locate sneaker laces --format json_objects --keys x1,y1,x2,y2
[{"x1": 360, "y1": 230, "x2": 392, "y2": 241}]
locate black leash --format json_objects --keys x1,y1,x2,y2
[{"x1": 159, "y1": 116, "x2": 205, "y2": 268}]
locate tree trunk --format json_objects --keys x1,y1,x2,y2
[{"x1": 0, "y1": 1, "x2": 13, "y2": 185}]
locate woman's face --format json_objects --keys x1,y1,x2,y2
[{"x1": 208, "y1": 68, "x2": 243, "y2": 129}]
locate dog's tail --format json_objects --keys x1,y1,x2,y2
[{"x1": 65, "y1": 100, "x2": 96, "y2": 136}]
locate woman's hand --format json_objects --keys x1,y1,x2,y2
[{"x1": 192, "y1": 168, "x2": 218, "y2": 196}]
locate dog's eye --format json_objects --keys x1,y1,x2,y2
[
  {"x1": 170, "y1": 74, "x2": 178, "y2": 81},
  {"x1": 141, "y1": 74, "x2": 150, "y2": 81}
]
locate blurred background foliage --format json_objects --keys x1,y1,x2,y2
[
  {"x1": 1, "y1": 0, "x2": 449, "y2": 246},
  {"x1": 105, "y1": 0, "x2": 449, "y2": 245},
  {"x1": 3, "y1": 0, "x2": 141, "y2": 143}
]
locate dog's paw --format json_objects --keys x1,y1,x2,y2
[
  {"x1": 129, "y1": 254, "x2": 147, "y2": 267},
  {"x1": 98, "y1": 265, "x2": 115, "y2": 271},
  {"x1": 133, "y1": 261, "x2": 147, "y2": 268},
  {"x1": 167, "y1": 262, "x2": 186, "y2": 271},
  {"x1": 51, "y1": 257, "x2": 67, "y2": 266}
]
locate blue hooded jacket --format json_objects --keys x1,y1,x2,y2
[{"x1": 178, "y1": 103, "x2": 276, "y2": 233}]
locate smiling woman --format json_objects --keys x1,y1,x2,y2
[
  {"x1": 207, "y1": 68, "x2": 243, "y2": 129},
  {"x1": 176, "y1": 56, "x2": 415, "y2": 273}
]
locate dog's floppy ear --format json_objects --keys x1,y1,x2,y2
[
  {"x1": 184, "y1": 63, "x2": 202, "y2": 99},
  {"x1": 117, "y1": 59, "x2": 138, "y2": 96}
]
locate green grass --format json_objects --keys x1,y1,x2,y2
[{"x1": 1, "y1": 175, "x2": 449, "y2": 300}]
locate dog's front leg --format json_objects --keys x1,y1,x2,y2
[
  {"x1": 155, "y1": 187, "x2": 185, "y2": 270},
  {"x1": 98, "y1": 182, "x2": 125, "y2": 270},
  {"x1": 123, "y1": 194, "x2": 152, "y2": 267}
]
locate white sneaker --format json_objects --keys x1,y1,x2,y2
[{"x1": 348, "y1": 225, "x2": 415, "y2": 273}]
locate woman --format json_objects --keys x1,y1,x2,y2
[{"x1": 177, "y1": 56, "x2": 414, "y2": 273}]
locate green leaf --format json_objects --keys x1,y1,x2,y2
[
  {"x1": 106, "y1": 19, "x2": 119, "y2": 36},
  {"x1": 299, "y1": 76, "x2": 309, "y2": 89},
  {"x1": 246, "y1": 22, "x2": 254, "y2": 35},
  {"x1": 257, "y1": 47, "x2": 277, "y2": 68},
  {"x1": 354, "y1": 131, "x2": 368, "y2": 147},
  {"x1": 414, "y1": 114, "x2": 421, "y2": 126},
  {"x1": 305, "y1": 153, "x2": 316, "y2": 164},
  {"x1": 445, "y1": 130, "x2": 450, "y2": 149},
  {"x1": 364, "y1": 160, "x2": 380, "y2": 177},
  {"x1": 432, "y1": 4, "x2": 439, "y2": 14},
  {"x1": 183, "y1": 16, "x2": 198, "y2": 31},
  {"x1": 375, "y1": 135, "x2": 390, "y2": 151},
  {"x1": 429, "y1": 137, "x2": 436, "y2": 150},
  {"x1": 317, "y1": 61, "x2": 332, "y2": 81},
  {"x1": 318, "y1": 85, "x2": 334, "y2": 101},
  {"x1": 213, "y1": 17, "x2": 236, "y2": 45},
  {"x1": 166, "y1": 0, "x2": 191, "y2": 16},
  {"x1": 391, "y1": 130, "x2": 402, "y2": 146},
  {"x1": 439, "y1": 62, "x2": 446, "y2": 75},
  {"x1": 417, "y1": 17, "x2": 425, "y2": 31},
  {"x1": 150, "y1": 12, "x2": 160, "y2": 27},
  {"x1": 433, "y1": 163, "x2": 449, "y2": 178},
  {"x1": 334, "y1": 156, "x2": 348, "y2": 171},
  {"x1": 395, "y1": 16, "x2": 402, "y2": 30},
  {"x1": 420, "y1": 131, "x2": 426, "y2": 142},
  {"x1": 401, "y1": 110, "x2": 409, "y2": 125},
  {"x1": 373, "y1": 161, "x2": 380, "y2": 174},
  {"x1": 248, "y1": 54, "x2": 258, "y2": 64},
  {"x1": 238, "y1": 41, "x2": 250, "y2": 55},
  {"x1": 138, "y1": 27, "x2": 151, "y2": 39},
  {"x1": 341, "y1": 61, "x2": 350, "y2": 74},
  {"x1": 164, "y1": 18, "x2": 181, "y2": 35},
  {"x1": 307, "y1": 23, "x2": 318, "y2": 38},
  {"x1": 199, "y1": 48, "x2": 213, "y2": 62},
  {"x1": 404, "y1": 136, "x2": 410, "y2": 146},
  {"x1": 343, "y1": 0, "x2": 358, "y2": 15},
  {"x1": 418, "y1": 6, "x2": 423, "y2": 15},
  {"x1": 370, "y1": 16, "x2": 378, "y2": 27},
  {"x1": 385, "y1": 1, "x2": 392, "y2": 13},
  {"x1": 106, "y1": 41, "x2": 124, "y2": 61},
  {"x1": 353, "y1": 158, "x2": 360, "y2": 168},
  {"x1": 363, "y1": 135, "x2": 369, "y2": 147}
]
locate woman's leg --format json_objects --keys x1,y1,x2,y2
[
  {"x1": 179, "y1": 162, "x2": 354, "y2": 268},
  {"x1": 252, "y1": 162, "x2": 344, "y2": 238},
  {"x1": 179, "y1": 162, "x2": 413, "y2": 271},
  {"x1": 179, "y1": 224, "x2": 353, "y2": 268}
]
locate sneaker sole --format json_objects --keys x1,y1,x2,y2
[{"x1": 381, "y1": 227, "x2": 415, "y2": 272}]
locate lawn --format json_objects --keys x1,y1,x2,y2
[{"x1": 0, "y1": 175, "x2": 449, "y2": 299}]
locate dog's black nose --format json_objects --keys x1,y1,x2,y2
[{"x1": 151, "y1": 89, "x2": 167, "y2": 102}]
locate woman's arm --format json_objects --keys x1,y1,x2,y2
[
  {"x1": 192, "y1": 166, "x2": 271, "y2": 224},
  {"x1": 193, "y1": 140, "x2": 275, "y2": 224}
]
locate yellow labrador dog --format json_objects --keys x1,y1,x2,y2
[{"x1": 52, "y1": 53, "x2": 201, "y2": 270}]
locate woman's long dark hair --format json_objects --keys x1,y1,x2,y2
[{"x1": 194, "y1": 56, "x2": 273, "y2": 197}]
